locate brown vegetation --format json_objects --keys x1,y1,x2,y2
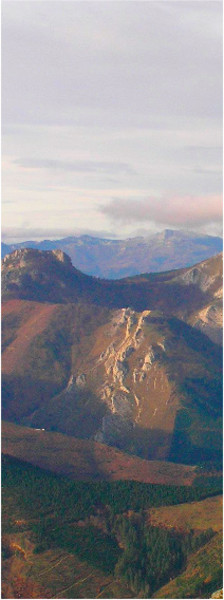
[
  {"x1": 2, "y1": 300, "x2": 57, "y2": 374},
  {"x1": 2, "y1": 421, "x2": 196, "y2": 485},
  {"x1": 148, "y1": 495, "x2": 223, "y2": 533}
]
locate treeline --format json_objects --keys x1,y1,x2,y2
[
  {"x1": 2, "y1": 454, "x2": 221, "y2": 597},
  {"x1": 2, "y1": 454, "x2": 222, "y2": 527},
  {"x1": 33, "y1": 520, "x2": 121, "y2": 574},
  {"x1": 30, "y1": 512, "x2": 214, "y2": 594},
  {"x1": 113, "y1": 516, "x2": 214, "y2": 597}
]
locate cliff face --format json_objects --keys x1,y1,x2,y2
[
  {"x1": 177, "y1": 254, "x2": 223, "y2": 344},
  {"x1": 189, "y1": 301, "x2": 223, "y2": 345},
  {"x1": 77, "y1": 307, "x2": 179, "y2": 457}
]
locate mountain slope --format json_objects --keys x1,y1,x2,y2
[
  {"x1": 148, "y1": 495, "x2": 223, "y2": 533},
  {"x1": 2, "y1": 247, "x2": 222, "y2": 314},
  {"x1": 2, "y1": 249, "x2": 222, "y2": 346},
  {"x1": 2, "y1": 250, "x2": 222, "y2": 466},
  {"x1": 2, "y1": 421, "x2": 196, "y2": 486},
  {"x1": 150, "y1": 495, "x2": 223, "y2": 598},
  {"x1": 2, "y1": 229, "x2": 222, "y2": 278},
  {"x1": 153, "y1": 533, "x2": 223, "y2": 599}
]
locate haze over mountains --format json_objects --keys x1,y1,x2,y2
[{"x1": 2, "y1": 229, "x2": 222, "y2": 279}]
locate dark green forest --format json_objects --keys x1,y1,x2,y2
[{"x1": 2, "y1": 454, "x2": 222, "y2": 598}]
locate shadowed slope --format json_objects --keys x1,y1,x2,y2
[
  {"x1": 2, "y1": 249, "x2": 222, "y2": 319},
  {"x1": 2, "y1": 421, "x2": 196, "y2": 485}
]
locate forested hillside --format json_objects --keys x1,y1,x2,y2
[{"x1": 2, "y1": 455, "x2": 222, "y2": 599}]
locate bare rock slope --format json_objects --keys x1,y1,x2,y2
[{"x1": 2, "y1": 250, "x2": 222, "y2": 465}]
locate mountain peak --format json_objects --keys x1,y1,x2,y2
[
  {"x1": 2, "y1": 247, "x2": 72, "y2": 268},
  {"x1": 51, "y1": 248, "x2": 72, "y2": 265},
  {"x1": 2, "y1": 229, "x2": 222, "y2": 279},
  {"x1": 1, "y1": 247, "x2": 84, "y2": 303}
]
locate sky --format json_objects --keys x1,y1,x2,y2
[{"x1": 2, "y1": 0, "x2": 223, "y2": 243}]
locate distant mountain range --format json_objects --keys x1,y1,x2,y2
[{"x1": 2, "y1": 228, "x2": 222, "y2": 278}]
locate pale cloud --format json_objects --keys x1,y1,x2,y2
[
  {"x1": 2, "y1": 1, "x2": 222, "y2": 239},
  {"x1": 101, "y1": 194, "x2": 223, "y2": 230},
  {"x1": 2, "y1": 226, "x2": 119, "y2": 244},
  {"x1": 13, "y1": 158, "x2": 135, "y2": 175}
]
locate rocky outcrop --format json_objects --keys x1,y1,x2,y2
[
  {"x1": 74, "y1": 307, "x2": 178, "y2": 455},
  {"x1": 191, "y1": 301, "x2": 223, "y2": 345},
  {"x1": 180, "y1": 265, "x2": 217, "y2": 291},
  {"x1": 177, "y1": 253, "x2": 223, "y2": 293},
  {"x1": 66, "y1": 373, "x2": 87, "y2": 390},
  {"x1": 51, "y1": 248, "x2": 72, "y2": 265},
  {"x1": 177, "y1": 254, "x2": 223, "y2": 344}
]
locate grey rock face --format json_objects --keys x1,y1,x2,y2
[{"x1": 75, "y1": 374, "x2": 87, "y2": 388}]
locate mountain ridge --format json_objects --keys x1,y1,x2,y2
[
  {"x1": 2, "y1": 248, "x2": 222, "y2": 345},
  {"x1": 2, "y1": 250, "x2": 222, "y2": 465},
  {"x1": 2, "y1": 228, "x2": 222, "y2": 279}
]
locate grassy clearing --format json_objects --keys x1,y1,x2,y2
[{"x1": 149, "y1": 495, "x2": 223, "y2": 533}]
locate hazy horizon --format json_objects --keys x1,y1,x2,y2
[
  {"x1": 2, "y1": 226, "x2": 223, "y2": 246},
  {"x1": 2, "y1": 1, "x2": 223, "y2": 242}
]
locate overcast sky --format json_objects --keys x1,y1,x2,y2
[{"x1": 2, "y1": 0, "x2": 223, "y2": 242}]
